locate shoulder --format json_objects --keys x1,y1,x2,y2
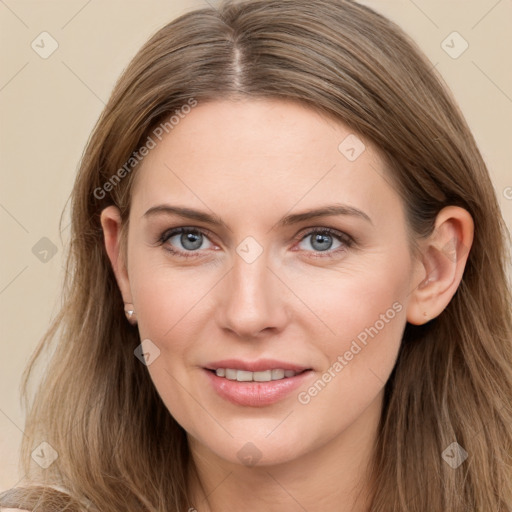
[{"x1": 0, "y1": 483, "x2": 72, "y2": 511}]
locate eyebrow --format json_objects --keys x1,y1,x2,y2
[{"x1": 143, "y1": 203, "x2": 372, "y2": 228}]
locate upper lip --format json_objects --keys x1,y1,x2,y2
[{"x1": 204, "y1": 359, "x2": 311, "y2": 373}]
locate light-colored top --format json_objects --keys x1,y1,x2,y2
[{"x1": 1, "y1": 483, "x2": 92, "y2": 511}]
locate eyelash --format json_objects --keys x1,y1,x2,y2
[{"x1": 158, "y1": 226, "x2": 355, "y2": 260}]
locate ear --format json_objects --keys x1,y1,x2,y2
[
  {"x1": 100, "y1": 205, "x2": 133, "y2": 308},
  {"x1": 406, "y1": 206, "x2": 474, "y2": 325}
]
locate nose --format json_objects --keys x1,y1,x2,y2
[{"x1": 216, "y1": 249, "x2": 289, "y2": 340}]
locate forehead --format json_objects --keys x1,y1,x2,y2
[{"x1": 130, "y1": 99, "x2": 404, "y2": 227}]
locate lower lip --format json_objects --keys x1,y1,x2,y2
[{"x1": 203, "y1": 369, "x2": 313, "y2": 407}]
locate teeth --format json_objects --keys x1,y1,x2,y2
[
  {"x1": 214, "y1": 368, "x2": 300, "y2": 381},
  {"x1": 225, "y1": 368, "x2": 238, "y2": 380},
  {"x1": 271, "y1": 369, "x2": 285, "y2": 380}
]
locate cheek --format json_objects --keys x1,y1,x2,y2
[
  {"x1": 322, "y1": 293, "x2": 404, "y2": 391},
  {"x1": 130, "y1": 254, "x2": 214, "y2": 341},
  {"x1": 291, "y1": 276, "x2": 408, "y2": 431},
  {"x1": 128, "y1": 261, "x2": 213, "y2": 432},
  {"x1": 292, "y1": 248, "x2": 409, "y2": 335},
  {"x1": 290, "y1": 250, "x2": 410, "y2": 389}
]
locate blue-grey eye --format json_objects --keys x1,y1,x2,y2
[
  {"x1": 164, "y1": 229, "x2": 212, "y2": 252},
  {"x1": 299, "y1": 231, "x2": 343, "y2": 252}
]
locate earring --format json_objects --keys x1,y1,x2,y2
[{"x1": 124, "y1": 303, "x2": 137, "y2": 324}]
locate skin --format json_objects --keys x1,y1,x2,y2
[{"x1": 101, "y1": 99, "x2": 474, "y2": 512}]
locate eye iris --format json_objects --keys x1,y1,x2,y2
[
  {"x1": 181, "y1": 231, "x2": 202, "y2": 250},
  {"x1": 311, "y1": 233, "x2": 333, "y2": 251}
]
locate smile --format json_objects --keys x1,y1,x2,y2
[{"x1": 213, "y1": 368, "x2": 304, "y2": 382}]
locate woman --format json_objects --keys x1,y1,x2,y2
[{"x1": 1, "y1": 0, "x2": 511, "y2": 510}]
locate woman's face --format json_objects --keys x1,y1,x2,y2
[{"x1": 115, "y1": 99, "x2": 423, "y2": 466}]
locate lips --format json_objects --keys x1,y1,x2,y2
[{"x1": 203, "y1": 367, "x2": 313, "y2": 407}]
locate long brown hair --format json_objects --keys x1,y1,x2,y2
[{"x1": 2, "y1": 0, "x2": 511, "y2": 510}]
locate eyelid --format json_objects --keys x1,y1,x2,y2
[
  {"x1": 293, "y1": 226, "x2": 354, "y2": 245},
  {"x1": 159, "y1": 225, "x2": 217, "y2": 243},
  {"x1": 158, "y1": 226, "x2": 218, "y2": 257}
]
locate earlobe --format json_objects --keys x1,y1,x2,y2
[
  {"x1": 406, "y1": 206, "x2": 474, "y2": 325},
  {"x1": 100, "y1": 206, "x2": 134, "y2": 311}
]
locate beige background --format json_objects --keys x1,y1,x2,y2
[{"x1": 1, "y1": 0, "x2": 511, "y2": 492}]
